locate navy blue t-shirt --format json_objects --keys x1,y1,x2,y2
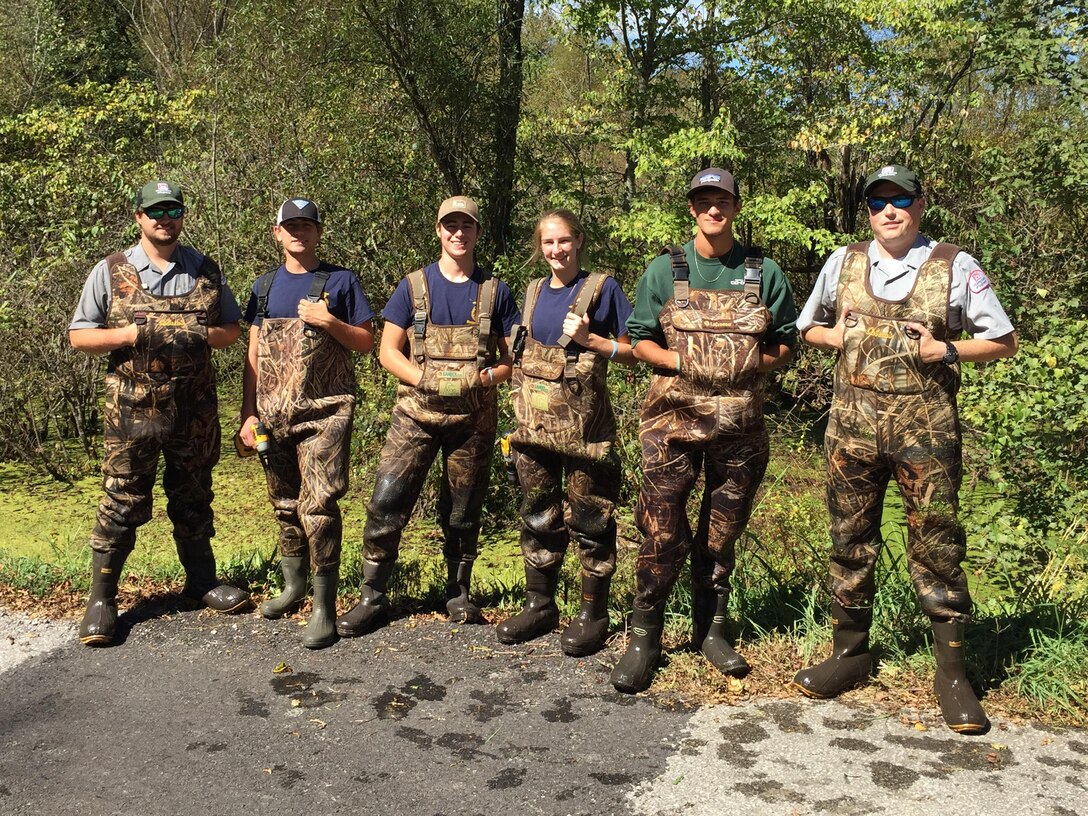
[
  {"x1": 383, "y1": 263, "x2": 521, "y2": 336},
  {"x1": 526, "y1": 273, "x2": 633, "y2": 348},
  {"x1": 244, "y1": 262, "x2": 375, "y2": 327}
]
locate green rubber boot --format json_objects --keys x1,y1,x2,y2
[
  {"x1": 302, "y1": 572, "x2": 338, "y2": 650},
  {"x1": 260, "y1": 555, "x2": 308, "y2": 619},
  {"x1": 336, "y1": 559, "x2": 394, "y2": 637},
  {"x1": 178, "y1": 542, "x2": 250, "y2": 613},
  {"x1": 693, "y1": 589, "x2": 750, "y2": 677},
  {"x1": 496, "y1": 565, "x2": 560, "y2": 644},
  {"x1": 560, "y1": 574, "x2": 611, "y2": 657},
  {"x1": 793, "y1": 602, "x2": 873, "y2": 698},
  {"x1": 79, "y1": 549, "x2": 128, "y2": 646},
  {"x1": 932, "y1": 620, "x2": 989, "y2": 734},
  {"x1": 610, "y1": 603, "x2": 665, "y2": 694},
  {"x1": 445, "y1": 559, "x2": 484, "y2": 624}
]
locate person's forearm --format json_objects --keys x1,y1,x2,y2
[
  {"x1": 379, "y1": 343, "x2": 422, "y2": 385},
  {"x1": 801, "y1": 325, "x2": 842, "y2": 352},
  {"x1": 323, "y1": 319, "x2": 375, "y2": 353},
  {"x1": 949, "y1": 333, "x2": 1018, "y2": 364},
  {"x1": 68, "y1": 326, "x2": 135, "y2": 355},
  {"x1": 759, "y1": 342, "x2": 793, "y2": 372},
  {"x1": 208, "y1": 322, "x2": 240, "y2": 349},
  {"x1": 632, "y1": 338, "x2": 680, "y2": 370}
]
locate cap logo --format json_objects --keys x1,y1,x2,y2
[
  {"x1": 699, "y1": 173, "x2": 722, "y2": 184},
  {"x1": 292, "y1": 199, "x2": 310, "y2": 208},
  {"x1": 156, "y1": 182, "x2": 171, "y2": 193},
  {"x1": 879, "y1": 166, "x2": 897, "y2": 177}
]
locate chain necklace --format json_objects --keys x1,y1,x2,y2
[{"x1": 692, "y1": 251, "x2": 728, "y2": 284}]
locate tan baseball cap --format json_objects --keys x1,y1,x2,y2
[{"x1": 437, "y1": 195, "x2": 481, "y2": 225}]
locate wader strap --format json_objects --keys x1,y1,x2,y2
[
  {"x1": 305, "y1": 266, "x2": 333, "y2": 301},
  {"x1": 521, "y1": 278, "x2": 547, "y2": 340},
  {"x1": 927, "y1": 243, "x2": 961, "y2": 267},
  {"x1": 743, "y1": 247, "x2": 763, "y2": 303},
  {"x1": 560, "y1": 272, "x2": 608, "y2": 379},
  {"x1": 476, "y1": 274, "x2": 498, "y2": 369},
  {"x1": 406, "y1": 268, "x2": 428, "y2": 364},
  {"x1": 105, "y1": 252, "x2": 128, "y2": 275},
  {"x1": 254, "y1": 270, "x2": 276, "y2": 321},
  {"x1": 662, "y1": 245, "x2": 689, "y2": 307},
  {"x1": 846, "y1": 241, "x2": 870, "y2": 256}
]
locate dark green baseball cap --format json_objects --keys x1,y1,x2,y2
[
  {"x1": 136, "y1": 180, "x2": 184, "y2": 209},
  {"x1": 863, "y1": 165, "x2": 922, "y2": 196}
]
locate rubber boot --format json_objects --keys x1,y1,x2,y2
[
  {"x1": 302, "y1": 572, "x2": 338, "y2": 650},
  {"x1": 693, "y1": 589, "x2": 750, "y2": 677},
  {"x1": 560, "y1": 574, "x2": 611, "y2": 657},
  {"x1": 496, "y1": 565, "x2": 560, "y2": 644},
  {"x1": 445, "y1": 559, "x2": 484, "y2": 624},
  {"x1": 79, "y1": 549, "x2": 127, "y2": 646},
  {"x1": 932, "y1": 620, "x2": 989, "y2": 734},
  {"x1": 260, "y1": 555, "x2": 308, "y2": 619},
  {"x1": 793, "y1": 602, "x2": 873, "y2": 698},
  {"x1": 179, "y1": 543, "x2": 250, "y2": 613},
  {"x1": 610, "y1": 603, "x2": 665, "y2": 694},
  {"x1": 336, "y1": 559, "x2": 394, "y2": 637}
]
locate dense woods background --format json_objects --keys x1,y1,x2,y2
[{"x1": 0, "y1": 1, "x2": 1085, "y2": 708}]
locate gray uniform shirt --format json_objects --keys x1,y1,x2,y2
[
  {"x1": 797, "y1": 235, "x2": 1015, "y2": 340},
  {"x1": 69, "y1": 242, "x2": 242, "y2": 329}
]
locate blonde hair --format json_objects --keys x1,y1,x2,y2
[{"x1": 530, "y1": 208, "x2": 586, "y2": 268}]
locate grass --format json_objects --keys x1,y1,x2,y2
[{"x1": 2, "y1": 418, "x2": 1086, "y2": 728}]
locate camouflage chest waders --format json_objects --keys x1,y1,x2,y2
[
  {"x1": 634, "y1": 248, "x2": 771, "y2": 609},
  {"x1": 90, "y1": 253, "x2": 222, "y2": 565},
  {"x1": 254, "y1": 269, "x2": 356, "y2": 575},
  {"x1": 363, "y1": 271, "x2": 500, "y2": 566},
  {"x1": 826, "y1": 242, "x2": 970, "y2": 621},
  {"x1": 508, "y1": 273, "x2": 619, "y2": 580}
]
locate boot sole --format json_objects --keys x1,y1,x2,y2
[
  {"x1": 205, "y1": 599, "x2": 251, "y2": 615},
  {"x1": 303, "y1": 635, "x2": 338, "y2": 650},
  {"x1": 792, "y1": 680, "x2": 834, "y2": 699},
  {"x1": 336, "y1": 611, "x2": 388, "y2": 638},
  {"x1": 259, "y1": 601, "x2": 303, "y2": 620},
  {"x1": 946, "y1": 720, "x2": 989, "y2": 735},
  {"x1": 79, "y1": 634, "x2": 114, "y2": 647}
]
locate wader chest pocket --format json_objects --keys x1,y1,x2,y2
[{"x1": 841, "y1": 313, "x2": 928, "y2": 394}]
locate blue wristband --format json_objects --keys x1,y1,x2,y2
[{"x1": 609, "y1": 340, "x2": 618, "y2": 360}]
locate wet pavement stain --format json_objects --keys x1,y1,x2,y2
[
  {"x1": 870, "y1": 760, "x2": 920, "y2": 791},
  {"x1": 719, "y1": 721, "x2": 770, "y2": 745},
  {"x1": 1037, "y1": 755, "x2": 1086, "y2": 771},
  {"x1": 929, "y1": 741, "x2": 1015, "y2": 775},
  {"x1": 762, "y1": 701, "x2": 813, "y2": 734},
  {"x1": 237, "y1": 691, "x2": 269, "y2": 718},
  {"x1": 822, "y1": 712, "x2": 874, "y2": 731},
  {"x1": 277, "y1": 769, "x2": 305, "y2": 790},
  {"x1": 607, "y1": 692, "x2": 638, "y2": 707},
  {"x1": 373, "y1": 688, "x2": 417, "y2": 720},
  {"x1": 395, "y1": 726, "x2": 433, "y2": 748},
  {"x1": 542, "y1": 698, "x2": 577, "y2": 723},
  {"x1": 486, "y1": 767, "x2": 526, "y2": 789},
  {"x1": 680, "y1": 738, "x2": 707, "y2": 756},
  {"x1": 555, "y1": 788, "x2": 578, "y2": 801},
  {"x1": 717, "y1": 742, "x2": 757, "y2": 769},
  {"x1": 521, "y1": 670, "x2": 547, "y2": 682},
  {"x1": 1066, "y1": 740, "x2": 1087, "y2": 755},
  {"x1": 829, "y1": 736, "x2": 877, "y2": 752},
  {"x1": 732, "y1": 779, "x2": 805, "y2": 805},
  {"x1": 466, "y1": 689, "x2": 513, "y2": 722},
  {"x1": 589, "y1": 772, "x2": 634, "y2": 786},
  {"x1": 271, "y1": 671, "x2": 347, "y2": 709},
  {"x1": 436, "y1": 731, "x2": 498, "y2": 761},
  {"x1": 811, "y1": 795, "x2": 879, "y2": 816},
  {"x1": 886, "y1": 734, "x2": 945, "y2": 754},
  {"x1": 403, "y1": 673, "x2": 447, "y2": 702},
  {"x1": 185, "y1": 741, "x2": 227, "y2": 753}
]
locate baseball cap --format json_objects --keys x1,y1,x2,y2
[
  {"x1": 277, "y1": 198, "x2": 322, "y2": 225},
  {"x1": 863, "y1": 165, "x2": 923, "y2": 196},
  {"x1": 136, "y1": 180, "x2": 184, "y2": 209},
  {"x1": 437, "y1": 196, "x2": 481, "y2": 225},
  {"x1": 687, "y1": 167, "x2": 738, "y2": 199}
]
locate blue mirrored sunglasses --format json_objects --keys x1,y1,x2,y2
[{"x1": 866, "y1": 194, "x2": 916, "y2": 212}]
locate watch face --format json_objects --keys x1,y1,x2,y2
[{"x1": 943, "y1": 343, "x2": 959, "y2": 364}]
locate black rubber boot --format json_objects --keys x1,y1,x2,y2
[
  {"x1": 610, "y1": 603, "x2": 665, "y2": 694},
  {"x1": 932, "y1": 620, "x2": 989, "y2": 734},
  {"x1": 496, "y1": 565, "x2": 560, "y2": 644},
  {"x1": 560, "y1": 574, "x2": 611, "y2": 657},
  {"x1": 336, "y1": 559, "x2": 394, "y2": 637},
  {"x1": 79, "y1": 549, "x2": 127, "y2": 646},
  {"x1": 445, "y1": 559, "x2": 484, "y2": 624},
  {"x1": 693, "y1": 589, "x2": 750, "y2": 677},
  {"x1": 302, "y1": 572, "x2": 338, "y2": 650},
  {"x1": 260, "y1": 555, "x2": 308, "y2": 619},
  {"x1": 178, "y1": 543, "x2": 250, "y2": 613},
  {"x1": 793, "y1": 602, "x2": 873, "y2": 698}
]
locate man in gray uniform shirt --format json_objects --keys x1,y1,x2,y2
[
  {"x1": 69, "y1": 180, "x2": 250, "y2": 646},
  {"x1": 792, "y1": 164, "x2": 1017, "y2": 733}
]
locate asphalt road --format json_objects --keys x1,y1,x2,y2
[{"x1": 1, "y1": 605, "x2": 1085, "y2": 816}]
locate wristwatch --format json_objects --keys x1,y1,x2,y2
[{"x1": 941, "y1": 342, "x2": 959, "y2": 365}]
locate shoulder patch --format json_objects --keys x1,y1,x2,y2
[{"x1": 968, "y1": 268, "x2": 991, "y2": 294}]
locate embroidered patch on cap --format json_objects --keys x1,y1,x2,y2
[
  {"x1": 699, "y1": 173, "x2": 722, "y2": 184},
  {"x1": 879, "y1": 166, "x2": 896, "y2": 177},
  {"x1": 292, "y1": 198, "x2": 311, "y2": 208},
  {"x1": 156, "y1": 182, "x2": 171, "y2": 193},
  {"x1": 968, "y1": 268, "x2": 991, "y2": 294}
]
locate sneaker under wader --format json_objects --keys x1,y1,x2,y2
[
  {"x1": 503, "y1": 273, "x2": 618, "y2": 652},
  {"x1": 252, "y1": 268, "x2": 356, "y2": 643},
  {"x1": 340, "y1": 271, "x2": 499, "y2": 633}
]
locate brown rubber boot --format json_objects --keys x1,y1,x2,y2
[
  {"x1": 79, "y1": 549, "x2": 128, "y2": 646},
  {"x1": 445, "y1": 559, "x2": 484, "y2": 624},
  {"x1": 610, "y1": 603, "x2": 665, "y2": 694},
  {"x1": 692, "y1": 589, "x2": 750, "y2": 677},
  {"x1": 302, "y1": 572, "x2": 338, "y2": 650},
  {"x1": 336, "y1": 559, "x2": 394, "y2": 637},
  {"x1": 260, "y1": 555, "x2": 308, "y2": 619},
  {"x1": 560, "y1": 574, "x2": 611, "y2": 657},
  {"x1": 496, "y1": 564, "x2": 560, "y2": 644},
  {"x1": 793, "y1": 602, "x2": 873, "y2": 698},
  {"x1": 932, "y1": 620, "x2": 989, "y2": 734},
  {"x1": 178, "y1": 542, "x2": 250, "y2": 613}
]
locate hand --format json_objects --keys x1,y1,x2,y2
[
  {"x1": 562, "y1": 311, "x2": 591, "y2": 346},
  {"x1": 905, "y1": 322, "x2": 946, "y2": 363},
  {"x1": 297, "y1": 298, "x2": 333, "y2": 328},
  {"x1": 829, "y1": 303, "x2": 852, "y2": 350},
  {"x1": 126, "y1": 322, "x2": 140, "y2": 347},
  {"x1": 239, "y1": 415, "x2": 260, "y2": 448},
  {"x1": 478, "y1": 367, "x2": 496, "y2": 388}
]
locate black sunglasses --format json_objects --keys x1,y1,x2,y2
[
  {"x1": 866, "y1": 194, "x2": 917, "y2": 212},
  {"x1": 142, "y1": 205, "x2": 185, "y2": 219}
]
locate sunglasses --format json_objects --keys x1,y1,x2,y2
[
  {"x1": 142, "y1": 205, "x2": 185, "y2": 219},
  {"x1": 866, "y1": 194, "x2": 917, "y2": 212}
]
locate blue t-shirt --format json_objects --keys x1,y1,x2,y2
[
  {"x1": 382, "y1": 263, "x2": 521, "y2": 336},
  {"x1": 526, "y1": 273, "x2": 633, "y2": 348},
  {"x1": 244, "y1": 262, "x2": 375, "y2": 327}
]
